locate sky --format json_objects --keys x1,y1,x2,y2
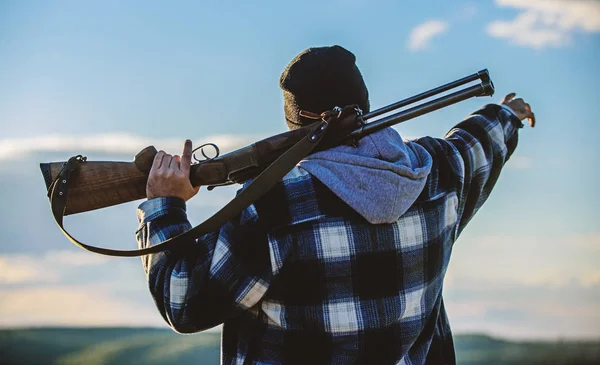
[{"x1": 0, "y1": 0, "x2": 599, "y2": 340}]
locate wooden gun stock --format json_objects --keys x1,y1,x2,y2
[
  {"x1": 40, "y1": 124, "x2": 314, "y2": 215},
  {"x1": 41, "y1": 147, "x2": 154, "y2": 215}
]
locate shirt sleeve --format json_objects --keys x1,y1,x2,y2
[
  {"x1": 414, "y1": 104, "x2": 522, "y2": 235},
  {"x1": 135, "y1": 196, "x2": 272, "y2": 333}
]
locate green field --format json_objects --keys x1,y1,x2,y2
[{"x1": 0, "y1": 328, "x2": 598, "y2": 364}]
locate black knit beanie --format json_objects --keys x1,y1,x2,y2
[{"x1": 280, "y1": 45, "x2": 370, "y2": 130}]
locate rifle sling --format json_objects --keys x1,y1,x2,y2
[{"x1": 48, "y1": 120, "x2": 330, "y2": 257}]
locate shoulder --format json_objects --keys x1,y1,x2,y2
[
  {"x1": 405, "y1": 138, "x2": 460, "y2": 202},
  {"x1": 252, "y1": 166, "x2": 361, "y2": 227}
]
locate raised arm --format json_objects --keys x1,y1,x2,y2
[{"x1": 414, "y1": 94, "x2": 535, "y2": 235}]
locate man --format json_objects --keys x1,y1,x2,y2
[{"x1": 136, "y1": 45, "x2": 535, "y2": 364}]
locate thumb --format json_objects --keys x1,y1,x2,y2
[
  {"x1": 501, "y1": 93, "x2": 516, "y2": 104},
  {"x1": 180, "y1": 139, "x2": 193, "y2": 174}
]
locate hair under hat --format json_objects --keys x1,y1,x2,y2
[{"x1": 280, "y1": 45, "x2": 370, "y2": 130}]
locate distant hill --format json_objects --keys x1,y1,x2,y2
[{"x1": 0, "y1": 328, "x2": 598, "y2": 365}]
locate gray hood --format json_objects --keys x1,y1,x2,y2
[{"x1": 298, "y1": 128, "x2": 433, "y2": 224}]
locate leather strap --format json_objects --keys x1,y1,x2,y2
[{"x1": 49, "y1": 120, "x2": 330, "y2": 257}]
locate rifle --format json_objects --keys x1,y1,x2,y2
[{"x1": 41, "y1": 69, "x2": 494, "y2": 257}]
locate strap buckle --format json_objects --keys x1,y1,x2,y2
[{"x1": 46, "y1": 155, "x2": 86, "y2": 198}]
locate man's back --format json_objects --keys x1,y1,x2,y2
[
  {"x1": 136, "y1": 103, "x2": 523, "y2": 364},
  {"x1": 225, "y1": 166, "x2": 457, "y2": 364}
]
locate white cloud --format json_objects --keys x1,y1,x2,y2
[
  {"x1": 488, "y1": 0, "x2": 600, "y2": 48},
  {"x1": 0, "y1": 133, "x2": 256, "y2": 161},
  {"x1": 1, "y1": 235, "x2": 598, "y2": 337},
  {"x1": 43, "y1": 250, "x2": 110, "y2": 266},
  {"x1": 446, "y1": 233, "x2": 600, "y2": 289},
  {"x1": 581, "y1": 270, "x2": 600, "y2": 287},
  {"x1": 406, "y1": 5, "x2": 478, "y2": 51},
  {"x1": 445, "y1": 283, "x2": 600, "y2": 339},
  {"x1": 0, "y1": 251, "x2": 223, "y2": 330},
  {"x1": 0, "y1": 257, "x2": 57, "y2": 284},
  {"x1": 0, "y1": 251, "x2": 166, "y2": 328},
  {"x1": 0, "y1": 284, "x2": 164, "y2": 327},
  {"x1": 507, "y1": 155, "x2": 533, "y2": 169},
  {"x1": 445, "y1": 232, "x2": 600, "y2": 339},
  {"x1": 0, "y1": 250, "x2": 109, "y2": 284},
  {"x1": 407, "y1": 20, "x2": 449, "y2": 51}
]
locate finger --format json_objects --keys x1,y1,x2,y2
[
  {"x1": 170, "y1": 155, "x2": 181, "y2": 169},
  {"x1": 523, "y1": 107, "x2": 535, "y2": 126},
  {"x1": 528, "y1": 112, "x2": 536, "y2": 128},
  {"x1": 152, "y1": 151, "x2": 166, "y2": 171},
  {"x1": 502, "y1": 93, "x2": 516, "y2": 103},
  {"x1": 160, "y1": 154, "x2": 173, "y2": 170},
  {"x1": 180, "y1": 139, "x2": 193, "y2": 174}
]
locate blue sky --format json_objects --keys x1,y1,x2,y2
[{"x1": 0, "y1": 0, "x2": 599, "y2": 339}]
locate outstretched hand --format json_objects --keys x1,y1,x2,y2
[
  {"x1": 501, "y1": 93, "x2": 536, "y2": 128},
  {"x1": 146, "y1": 140, "x2": 200, "y2": 201}
]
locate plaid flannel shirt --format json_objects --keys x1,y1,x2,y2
[{"x1": 136, "y1": 104, "x2": 522, "y2": 365}]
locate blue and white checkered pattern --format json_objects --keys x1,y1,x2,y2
[{"x1": 136, "y1": 104, "x2": 521, "y2": 364}]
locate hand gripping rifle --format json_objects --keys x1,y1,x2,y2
[{"x1": 41, "y1": 70, "x2": 494, "y2": 257}]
